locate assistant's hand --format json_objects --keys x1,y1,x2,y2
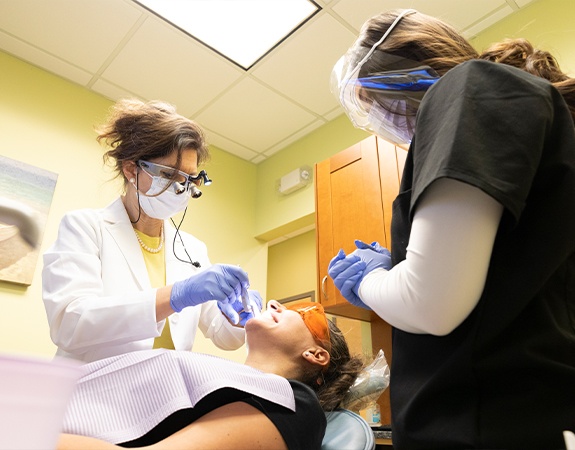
[
  {"x1": 351, "y1": 239, "x2": 392, "y2": 273},
  {"x1": 328, "y1": 249, "x2": 370, "y2": 309},
  {"x1": 218, "y1": 289, "x2": 263, "y2": 326},
  {"x1": 170, "y1": 264, "x2": 249, "y2": 313}
]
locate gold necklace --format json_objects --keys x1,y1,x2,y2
[{"x1": 134, "y1": 226, "x2": 164, "y2": 253}]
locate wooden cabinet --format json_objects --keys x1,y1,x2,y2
[{"x1": 315, "y1": 135, "x2": 407, "y2": 426}]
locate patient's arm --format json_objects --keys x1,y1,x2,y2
[
  {"x1": 58, "y1": 401, "x2": 287, "y2": 450},
  {"x1": 58, "y1": 434, "x2": 119, "y2": 449}
]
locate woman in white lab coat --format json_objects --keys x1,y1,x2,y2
[{"x1": 42, "y1": 99, "x2": 261, "y2": 363}]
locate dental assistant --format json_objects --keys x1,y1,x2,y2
[
  {"x1": 42, "y1": 99, "x2": 262, "y2": 363},
  {"x1": 328, "y1": 9, "x2": 575, "y2": 450}
]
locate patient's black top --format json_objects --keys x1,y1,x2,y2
[{"x1": 120, "y1": 380, "x2": 325, "y2": 450}]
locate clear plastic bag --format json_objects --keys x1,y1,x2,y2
[{"x1": 342, "y1": 349, "x2": 390, "y2": 412}]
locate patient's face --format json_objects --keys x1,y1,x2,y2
[{"x1": 245, "y1": 300, "x2": 317, "y2": 354}]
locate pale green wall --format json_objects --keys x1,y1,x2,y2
[
  {"x1": 0, "y1": 50, "x2": 263, "y2": 363},
  {"x1": 267, "y1": 230, "x2": 316, "y2": 302},
  {"x1": 470, "y1": 0, "x2": 575, "y2": 75},
  {"x1": 255, "y1": 115, "x2": 368, "y2": 240}
]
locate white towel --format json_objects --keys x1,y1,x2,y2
[{"x1": 62, "y1": 349, "x2": 295, "y2": 444}]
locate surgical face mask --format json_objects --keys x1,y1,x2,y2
[{"x1": 134, "y1": 171, "x2": 191, "y2": 220}]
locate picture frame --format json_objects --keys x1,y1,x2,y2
[{"x1": 0, "y1": 155, "x2": 58, "y2": 286}]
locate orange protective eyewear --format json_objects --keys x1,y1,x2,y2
[{"x1": 286, "y1": 302, "x2": 331, "y2": 350}]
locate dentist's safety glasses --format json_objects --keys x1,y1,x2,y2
[
  {"x1": 330, "y1": 8, "x2": 440, "y2": 145},
  {"x1": 137, "y1": 160, "x2": 212, "y2": 199},
  {"x1": 286, "y1": 302, "x2": 331, "y2": 351}
]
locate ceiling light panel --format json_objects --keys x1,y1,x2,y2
[{"x1": 134, "y1": 0, "x2": 320, "y2": 70}]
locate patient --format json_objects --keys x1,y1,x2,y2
[{"x1": 58, "y1": 300, "x2": 364, "y2": 450}]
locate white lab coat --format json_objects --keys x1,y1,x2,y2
[{"x1": 42, "y1": 197, "x2": 245, "y2": 363}]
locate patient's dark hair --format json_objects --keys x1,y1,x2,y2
[{"x1": 302, "y1": 320, "x2": 364, "y2": 411}]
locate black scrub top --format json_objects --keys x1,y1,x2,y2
[{"x1": 390, "y1": 60, "x2": 575, "y2": 450}]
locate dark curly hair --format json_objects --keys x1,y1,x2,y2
[{"x1": 301, "y1": 320, "x2": 365, "y2": 411}]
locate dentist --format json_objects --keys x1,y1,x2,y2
[{"x1": 42, "y1": 99, "x2": 262, "y2": 363}]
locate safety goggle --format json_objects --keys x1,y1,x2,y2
[
  {"x1": 286, "y1": 302, "x2": 331, "y2": 351},
  {"x1": 356, "y1": 67, "x2": 439, "y2": 93},
  {"x1": 137, "y1": 160, "x2": 212, "y2": 197}
]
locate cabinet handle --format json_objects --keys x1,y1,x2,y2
[{"x1": 322, "y1": 275, "x2": 328, "y2": 300}]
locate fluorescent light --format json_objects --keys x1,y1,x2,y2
[{"x1": 135, "y1": 0, "x2": 320, "y2": 70}]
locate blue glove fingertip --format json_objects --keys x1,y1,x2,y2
[
  {"x1": 218, "y1": 302, "x2": 240, "y2": 325},
  {"x1": 354, "y1": 239, "x2": 369, "y2": 249}
]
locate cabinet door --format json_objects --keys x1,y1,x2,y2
[
  {"x1": 315, "y1": 136, "x2": 387, "y2": 321},
  {"x1": 315, "y1": 135, "x2": 405, "y2": 426}
]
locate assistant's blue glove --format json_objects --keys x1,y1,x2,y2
[
  {"x1": 218, "y1": 289, "x2": 263, "y2": 326},
  {"x1": 328, "y1": 249, "x2": 370, "y2": 309},
  {"x1": 170, "y1": 264, "x2": 249, "y2": 313},
  {"x1": 351, "y1": 239, "x2": 392, "y2": 273}
]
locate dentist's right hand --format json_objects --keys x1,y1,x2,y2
[{"x1": 170, "y1": 264, "x2": 249, "y2": 313}]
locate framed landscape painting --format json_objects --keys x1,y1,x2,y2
[{"x1": 0, "y1": 155, "x2": 58, "y2": 286}]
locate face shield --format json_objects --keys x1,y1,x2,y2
[{"x1": 331, "y1": 9, "x2": 440, "y2": 145}]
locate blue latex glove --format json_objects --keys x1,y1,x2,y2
[
  {"x1": 218, "y1": 289, "x2": 263, "y2": 326},
  {"x1": 170, "y1": 264, "x2": 249, "y2": 313},
  {"x1": 328, "y1": 249, "x2": 370, "y2": 309},
  {"x1": 351, "y1": 239, "x2": 392, "y2": 273}
]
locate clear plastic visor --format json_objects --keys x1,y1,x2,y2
[{"x1": 330, "y1": 49, "x2": 439, "y2": 136}]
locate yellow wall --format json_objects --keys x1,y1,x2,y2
[
  {"x1": 267, "y1": 230, "x2": 316, "y2": 302},
  {"x1": 470, "y1": 0, "x2": 575, "y2": 75},
  {"x1": 255, "y1": 115, "x2": 368, "y2": 241}
]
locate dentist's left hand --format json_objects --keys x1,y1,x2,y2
[
  {"x1": 218, "y1": 289, "x2": 263, "y2": 326},
  {"x1": 170, "y1": 264, "x2": 249, "y2": 313}
]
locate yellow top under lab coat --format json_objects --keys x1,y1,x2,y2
[{"x1": 42, "y1": 198, "x2": 245, "y2": 363}]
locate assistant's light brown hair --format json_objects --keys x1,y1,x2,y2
[
  {"x1": 357, "y1": 9, "x2": 575, "y2": 123},
  {"x1": 479, "y1": 38, "x2": 575, "y2": 122}
]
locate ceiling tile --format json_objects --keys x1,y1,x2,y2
[
  {"x1": 514, "y1": 0, "x2": 537, "y2": 7},
  {"x1": 324, "y1": 107, "x2": 344, "y2": 122},
  {"x1": 263, "y1": 119, "x2": 325, "y2": 157},
  {"x1": 91, "y1": 78, "x2": 141, "y2": 102},
  {"x1": 0, "y1": 0, "x2": 142, "y2": 73},
  {"x1": 100, "y1": 16, "x2": 244, "y2": 117},
  {"x1": 0, "y1": 30, "x2": 93, "y2": 85},
  {"x1": 203, "y1": 130, "x2": 261, "y2": 161},
  {"x1": 251, "y1": 13, "x2": 356, "y2": 116},
  {"x1": 195, "y1": 77, "x2": 317, "y2": 153},
  {"x1": 462, "y1": 5, "x2": 514, "y2": 39},
  {"x1": 331, "y1": 0, "x2": 508, "y2": 32}
]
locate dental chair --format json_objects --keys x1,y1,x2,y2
[{"x1": 322, "y1": 409, "x2": 376, "y2": 450}]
